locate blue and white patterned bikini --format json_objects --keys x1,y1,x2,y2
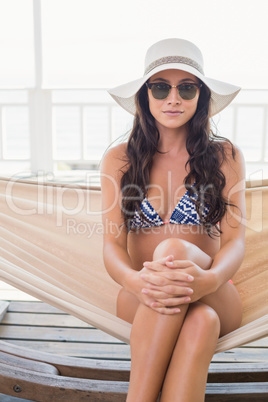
[{"x1": 129, "y1": 185, "x2": 210, "y2": 230}]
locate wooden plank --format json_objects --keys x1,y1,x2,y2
[
  {"x1": 0, "y1": 361, "x2": 267, "y2": 402},
  {"x1": 0, "y1": 301, "x2": 9, "y2": 322},
  {"x1": 1, "y1": 339, "x2": 267, "y2": 384},
  {"x1": 2, "y1": 312, "x2": 93, "y2": 328},
  {"x1": 2, "y1": 338, "x2": 264, "y2": 364},
  {"x1": 0, "y1": 325, "x2": 123, "y2": 343},
  {"x1": 3, "y1": 340, "x2": 131, "y2": 360},
  {"x1": 0, "y1": 351, "x2": 59, "y2": 375},
  {"x1": 212, "y1": 348, "x2": 268, "y2": 363},
  {"x1": 208, "y1": 362, "x2": 268, "y2": 383},
  {"x1": 0, "y1": 385, "x2": 267, "y2": 402},
  {"x1": 7, "y1": 301, "x2": 66, "y2": 314},
  {"x1": 3, "y1": 339, "x2": 268, "y2": 363},
  {"x1": 1, "y1": 339, "x2": 268, "y2": 384},
  {"x1": 0, "y1": 327, "x2": 267, "y2": 362},
  {"x1": 5, "y1": 302, "x2": 268, "y2": 345},
  {"x1": 205, "y1": 383, "x2": 268, "y2": 401},
  {"x1": 0, "y1": 362, "x2": 128, "y2": 402},
  {"x1": 4, "y1": 315, "x2": 267, "y2": 347},
  {"x1": 0, "y1": 340, "x2": 131, "y2": 381},
  {"x1": 242, "y1": 338, "x2": 268, "y2": 347}
]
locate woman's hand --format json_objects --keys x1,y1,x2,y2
[
  {"x1": 141, "y1": 258, "x2": 216, "y2": 314},
  {"x1": 164, "y1": 259, "x2": 216, "y2": 302},
  {"x1": 139, "y1": 256, "x2": 195, "y2": 314},
  {"x1": 129, "y1": 256, "x2": 174, "y2": 311}
]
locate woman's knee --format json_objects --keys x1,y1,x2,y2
[
  {"x1": 153, "y1": 238, "x2": 212, "y2": 270},
  {"x1": 187, "y1": 303, "x2": 221, "y2": 340},
  {"x1": 153, "y1": 238, "x2": 192, "y2": 261}
]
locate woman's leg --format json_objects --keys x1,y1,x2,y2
[
  {"x1": 156, "y1": 240, "x2": 242, "y2": 401},
  {"x1": 160, "y1": 302, "x2": 220, "y2": 402},
  {"x1": 117, "y1": 289, "x2": 140, "y2": 324},
  {"x1": 124, "y1": 238, "x2": 215, "y2": 402},
  {"x1": 159, "y1": 285, "x2": 242, "y2": 402},
  {"x1": 119, "y1": 238, "x2": 242, "y2": 401},
  {"x1": 152, "y1": 238, "x2": 242, "y2": 336},
  {"x1": 127, "y1": 303, "x2": 189, "y2": 402}
]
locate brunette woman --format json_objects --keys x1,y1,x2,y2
[{"x1": 101, "y1": 38, "x2": 245, "y2": 402}]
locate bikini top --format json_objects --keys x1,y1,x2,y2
[{"x1": 129, "y1": 185, "x2": 210, "y2": 230}]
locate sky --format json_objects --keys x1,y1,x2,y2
[{"x1": 0, "y1": 0, "x2": 268, "y2": 89}]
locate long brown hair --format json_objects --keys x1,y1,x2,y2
[{"x1": 120, "y1": 81, "x2": 235, "y2": 236}]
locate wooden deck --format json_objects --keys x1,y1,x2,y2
[
  {"x1": 0, "y1": 298, "x2": 267, "y2": 401},
  {"x1": 1, "y1": 300, "x2": 268, "y2": 363}
]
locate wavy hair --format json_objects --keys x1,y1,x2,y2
[{"x1": 120, "y1": 81, "x2": 236, "y2": 236}]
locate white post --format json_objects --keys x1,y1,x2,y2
[
  {"x1": 28, "y1": 89, "x2": 53, "y2": 174},
  {"x1": 33, "y1": 0, "x2": 43, "y2": 89},
  {"x1": 29, "y1": 0, "x2": 53, "y2": 174}
]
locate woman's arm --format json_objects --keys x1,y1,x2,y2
[
  {"x1": 207, "y1": 146, "x2": 246, "y2": 289},
  {"x1": 140, "y1": 145, "x2": 246, "y2": 306},
  {"x1": 101, "y1": 144, "x2": 158, "y2": 305},
  {"x1": 101, "y1": 144, "x2": 135, "y2": 288},
  {"x1": 101, "y1": 144, "x2": 193, "y2": 309},
  {"x1": 181, "y1": 145, "x2": 246, "y2": 299}
]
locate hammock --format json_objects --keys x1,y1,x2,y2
[{"x1": 0, "y1": 177, "x2": 267, "y2": 353}]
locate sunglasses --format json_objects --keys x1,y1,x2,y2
[{"x1": 146, "y1": 82, "x2": 202, "y2": 100}]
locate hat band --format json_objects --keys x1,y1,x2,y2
[{"x1": 144, "y1": 56, "x2": 204, "y2": 76}]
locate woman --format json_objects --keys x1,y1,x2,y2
[{"x1": 101, "y1": 38, "x2": 246, "y2": 402}]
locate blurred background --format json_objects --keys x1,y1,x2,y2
[{"x1": 0, "y1": 0, "x2": 267, "y2": 184}]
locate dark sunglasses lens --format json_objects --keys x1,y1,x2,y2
[
  {"x1": 179, "y1": 84, "x2": 198, "y2": 100},
  {"x1": 151, "y1": 84, "x2": 170, "y2": 99}
]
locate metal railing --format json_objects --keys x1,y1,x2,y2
[{"x1": 0, "y1": 89, "x2": 267, "y2": 178}]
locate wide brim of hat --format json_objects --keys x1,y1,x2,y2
[{"x1": 108, "y1": 63, "x2": 241, "y2": 117}]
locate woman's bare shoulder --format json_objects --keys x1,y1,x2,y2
[
  {"x1": 221, "y1": 141, "x2": 245, "y2": 188},
  {"x1": 221, "y1": 141, "x2": 244, "y2": 169},
  {"x1": 102, "y1": 142, "x2": 127, "y2": 163},
  {"x1": 101, "y1": 142, "x2": 128, "y2": 173}
]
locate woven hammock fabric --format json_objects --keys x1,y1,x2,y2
[{"x1": 0, "y1": 177, "x2": 267, "y2": 353}]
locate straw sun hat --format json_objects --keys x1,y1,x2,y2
[{"x1": 108, "y1": 38, "x2": 241, "y2": 117}]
